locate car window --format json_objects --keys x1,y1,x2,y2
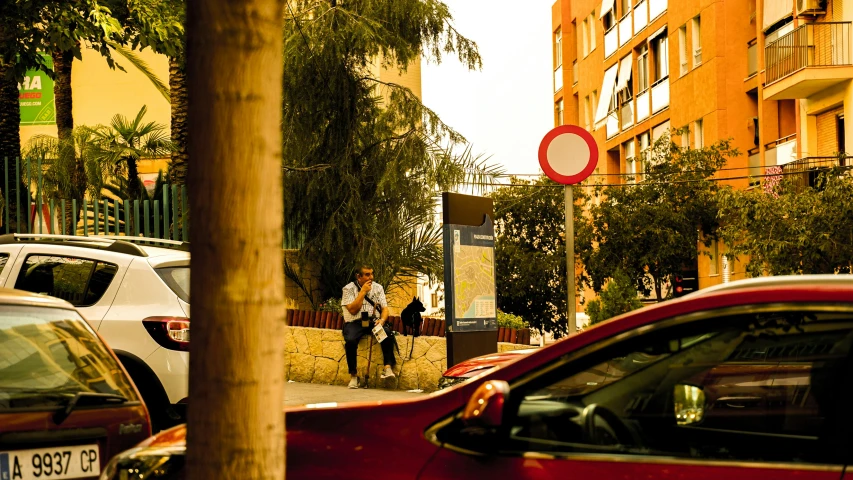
[
  {"x1": 14, "y1": 255, "x2": 118, "y2": 307},
  {"x1": 156, "y1": 266, "x2": 190, "y2": 303},
  {"x1": 0, "y1": 306, "x2": 139, "y2": 411},
  {"x1": 506, "y1": 310, "x2": 853, "y2": 466},
  {"x1": 0, "y1": 253, "x2": 9, "y2": 273}
]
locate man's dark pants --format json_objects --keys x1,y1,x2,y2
[{"x1": 343, "y1": 320, "x2": 396, "y2": 375}]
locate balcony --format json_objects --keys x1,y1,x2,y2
[
  {"x1": 649, "y1": 0, "x2": 667, "y2": 21},
  {"x1": 764, "y1": 22, "x2": 853, "y2": 100},
  {"x1": 619, "y1": 13, "x2": 632, "y2": 48},
  {"x1": 634, "y1": 0, "x2": 648, "y2": 33},
  {"x1": 781, "y1": 156, "x2": 845, "y2": 191},
  {"x1": 636, "y1": 89, "x2": 650, "y2": 121},
  {"x1": 606, "y1": 109, "x2": 620, "y2": 139},
  {"x1": 605, "y1": 26, "x2": 618, "y2": 59},
  {"x1": 764, "y1": 134, "x2": 797, "y2": 166},
  {"x1": 620, "y1": 100, "x2": 634, "y2": 130},
  {"x1": 651, "y1": 77, "x2": 670, "y2": 113}
]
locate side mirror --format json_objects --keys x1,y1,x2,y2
[
  {"x1": 461, "y1": 380, "x2": 510, "y2": 428},
  {"x1": 673, "y1": 384, "x2": 705, "y2": 425}
]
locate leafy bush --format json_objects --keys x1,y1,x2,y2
[
  {"x1": 318, "y1": 297, "x2": 342, "y2": 313},
  {"x1": 586, "y1": 270, "x2": 643, "y2": 326},
  {"x1": 497, "y1": 310, "x2": 528, "y2": 330}
]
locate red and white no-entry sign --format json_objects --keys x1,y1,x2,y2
[{"x1": 538, "y1": 125, "x2": 599, "y2": 185}]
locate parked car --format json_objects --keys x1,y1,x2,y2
[
  {"x1": 0, "y1": 234, "x2": 190, "y2": 431},
  {"x1": 438, "y1": 348, "x2": 536, "y2": 390},
  {"x1": 102, "y1": 275, "x2": 853, "y2": 479},
  {"x1": 0, "y1": 287, "x2": 151, "y2": 480}
]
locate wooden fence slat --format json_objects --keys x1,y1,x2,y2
[{"x1": 286, "y1": 309, "x2": 293, "y2": 326}]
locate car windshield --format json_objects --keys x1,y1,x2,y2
[
  {"x1": 156, "y1": 267, "x2": 190, "y2": 303},
  {"x1": 0, "y1": 306, "x2": 138, "y2": 411}
]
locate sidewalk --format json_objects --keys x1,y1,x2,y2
[{"x1": 284, "y1": 381, "x2": 427, "y2": 406}]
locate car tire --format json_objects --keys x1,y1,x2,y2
[{"x1": 117, "y1": 352, "x2": 181, "y2": 433}]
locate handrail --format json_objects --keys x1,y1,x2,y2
[{"x1": 765, "y1": 22, "x2": 852, "y2": 85}]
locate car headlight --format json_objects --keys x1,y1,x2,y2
[
  {"x1": 100, "y1": 446, "x2": 185, "y2": 480},
  {"x1": 438, "y1": 376, "x2": 468, "y2": 390}
]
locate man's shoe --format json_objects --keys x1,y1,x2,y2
[
  {"x1": 348, "y1": 377, "x2": 359, "y2": 389},
  {"x1": 380, "y1": 366, "x2": 396, "y2": 379}
]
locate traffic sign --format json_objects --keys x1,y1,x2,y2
[{"x1": 538, "y1": 125, "x2": 599, "y2": 185}]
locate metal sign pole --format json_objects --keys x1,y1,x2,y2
[{"x1": 565, "y1": 184, "x2": 576, "y2": 336}]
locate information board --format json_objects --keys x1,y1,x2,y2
[{"x1": 444, "y1": 216, "x2": 497, "y2": 332}]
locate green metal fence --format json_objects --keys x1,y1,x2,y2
[{"x1": 3, "y1": 157, "x2": 189, "y2": 241}]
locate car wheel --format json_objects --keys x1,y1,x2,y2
[{"x1": 118, "y1": 355, "x2": 181, "y2": 433}]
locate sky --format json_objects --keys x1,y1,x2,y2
[{"x1": 421, "y1": 0, "x2": 556, "y2": 177}]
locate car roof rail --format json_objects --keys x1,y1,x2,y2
[
  {"x1": 0, "y1": 234, "x2": 149, "y2": 257},
  {"x1": 97, "y1": 235, "x2": 190, "y2": 252}
]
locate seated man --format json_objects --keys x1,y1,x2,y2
[{"x1": 341, "y1": 264, "x2": 396, "y2": 389}]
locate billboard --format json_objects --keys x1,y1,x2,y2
[{"x1": 19, "y1": 55, "x2": 55, "y2": 126}]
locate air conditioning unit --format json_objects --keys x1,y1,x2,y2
[{"x1": 796, "y1": 0, "x2": 826, "y2": 16}]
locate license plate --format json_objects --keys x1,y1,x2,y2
[{"x1": 0, "y1": 444, "x2": 100, "y2": 480}]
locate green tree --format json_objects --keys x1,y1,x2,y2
[
  {"x1": 0, "y1": 0, "x2": 124, "y2": 232},
  {"x1": 491, "y1": 176, "x2": 586, "y2": 338},
  {"x1": 87, "y1": 106, "x2": 172, "y2": 200},
  {"x1": 585, "y1": 270, "x2": 644, "y2": 326},
  {"x1": 578, "y1": 131, "x2": 738, "y2": 301},
  {"x1": 282, "y1": 0, "x2": 499, "y2": 301},
  {"x1": 122, "y1": 0, "x2": 187, "y2": 184},
  {"x1": 718, "y1": 166, "x2": 853, "y2": 276}
]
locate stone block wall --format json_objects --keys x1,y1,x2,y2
[{"x1": 283, "y1": 326, "x2": 533, "y2": 393}]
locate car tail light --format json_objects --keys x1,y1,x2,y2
[{"x1": 143, "y1": 317, "x2": 190, "y2": 351}]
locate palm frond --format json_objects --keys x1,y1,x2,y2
[{"x1": 110, "y1": 43, "x2": 170, "y2": 103}]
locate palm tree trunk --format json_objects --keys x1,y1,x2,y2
[
  {"x1": 126, "y1": 156, "x2": 142, "y2": 199},
  {"x1": 169, "y1": 55, "x2": 188, "y2": 185},
  {"x1": 0, "y1": 61, "x2": 28, "y2": 233},
  {"x1": 53, "y1": 49, "x2": 85, "y2": 234},
  {"x1": 186, "y1": 0, "x2": 286, "y2": 478}
]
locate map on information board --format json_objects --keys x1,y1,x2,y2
[{"x1": 443, "y1": 217, "x2": 497, "y2": 332}]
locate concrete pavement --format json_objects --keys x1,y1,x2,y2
[{"x1": 284, "y1": 380, "x2": 427, "y2": 406}]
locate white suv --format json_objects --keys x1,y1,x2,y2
[{"x1": 0, "y1": 234, "x2": 190, "y2": 430}]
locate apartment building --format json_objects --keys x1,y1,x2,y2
[{"x1": 552, "y1": 0, "x2": 851, "y2": 289}]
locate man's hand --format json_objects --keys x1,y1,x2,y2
[{"x1": 360, "y1": 280, "x2": 373, "y2": 295}]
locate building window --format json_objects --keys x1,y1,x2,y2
[
  {"x1": 692, "y1": 16, "x2": 702, "y2": 66},
  {"x1": 637, "y1": 44, "x2": 650, "y2": 92},
  {"x1": 556, "y1": 99, "x2": 564, "y2": 126},
  {"x1": 591, "y1": 90, "x2": 598, "y2": 123},
  {"x1": 639, "y1": 131, "x2": 651, "y2": 164},
  {"x1": 653, "y1": 31, "x2": 669, "y2": 81},
  {"x1": 584, "y1": 96, "x2": 591, "y2": 131},
  {"x1": 681, "y1": 128, "x2": 689, "y2": 148},
  {"x1": 603, "y1": 9, "x2": 616, "y2": 32},
  {"x1": 589, "y1": 12, "x2": 597, "y2": 51},
  {"x1": 694, "y1": 118, "x2": 704, "y2": 148},
  {"x1": 554, "y1": 29, "x2": 563, "y2": 68},
  {"x1": 620, "y1": 0, "x2": 632, "y2": 18},
  {"x1": 678, "y1": 25, "x2": 688, "y2": 76},
  {"x1": 582, "y1": 18, "x2": 590, "y2": 57},
  {"x1": 625, "y1": 139, "x2": 638, "y2": 183}
]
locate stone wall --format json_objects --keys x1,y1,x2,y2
[{"x1": 283, "y1": 326, "x2": 532, "y2": 393}]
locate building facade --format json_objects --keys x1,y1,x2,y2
[{"x1": 552, "y1": 0, "x2": 851, "y2": 290}]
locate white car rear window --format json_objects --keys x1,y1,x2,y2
[{"x1": 156, "y1": 267, "x2": 190, "y2": 303}]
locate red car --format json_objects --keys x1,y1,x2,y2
[
  {"x1": 438, "y1": 348, "x2": 536, "y2": 389},
  {"x1": 0, "y1": 288, "x2": 151, "y2": 480},
  {"x1": 103, "y1": 276, "x2": 853, "y2": 479}
]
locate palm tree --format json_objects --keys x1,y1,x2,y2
[{"x1": 88, "y1": 106, "x2": 172, "y2": 200}]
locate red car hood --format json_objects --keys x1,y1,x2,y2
[{"x1": 442, "y1": 348, "x2": 536, "y2": 378}]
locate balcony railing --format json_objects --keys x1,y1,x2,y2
[
  {"x1": 765, "y1": 22, "x2": 852, "y2": 85},
  {"x1": 651, "y1": 77, "x2": 670, "y2": 113},
  {"x1": 781, "y1": 156, "x2": 846, "y2": 191},
  {"x1": 636, "y1": 89, "x2": 650, "y2": 121},
  {"x1": 619, "y1": 13, "x2": 633, "y2": 47},
  {"x1": 605, "y1": 27, "x2": 619, "y2": 58}
]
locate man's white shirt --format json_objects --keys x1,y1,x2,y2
[{"x1": 341, "y1": 281, "x2": 388, "y2": 322}]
